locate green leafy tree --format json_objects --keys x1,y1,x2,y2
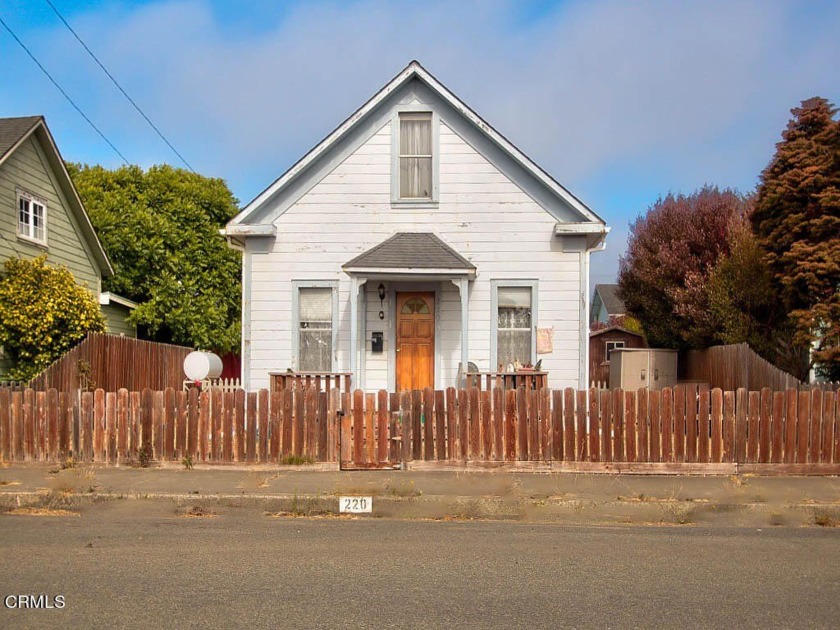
[
  {"x1": 0, "y1": 256, "x2": 105, "y2": 381},
  {"x1": 751, "y1": 97, "x2": 840, "y2": 379},
  {"x1": 66, "y1": 164, "x2": 241, "y2": 353},
  {"x1": 618, "y1": 186, "x2": 750, "y2": 349}
]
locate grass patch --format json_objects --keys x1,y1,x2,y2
[
  {"x1": 180, "y1": 505, "x2": 216, "y2": 518},
  {"x1": 7, "y1": 507, "x2": 79, "y2": 517},
  {"x1": 279, "y1": 454, "x2": 314, "y2": 466},
  {"x1": 813, "y1": 509, "x2": 840, "y2": 527}
]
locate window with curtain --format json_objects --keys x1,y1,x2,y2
[
  {"x1": 497, "y1": 286, "x2": 532, "y2": 368},
  {"x1": 399, "y1": 112, "x2": 432, "y2": 199},
  {"x1": 298, "y1": 287, "x2": 332, "y2": 371}
]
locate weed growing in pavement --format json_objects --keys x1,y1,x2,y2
[
  {"x1": 813, "y1": 508, "x2": 839, "y2": 527},
  {"x1": 280, "y1": 454, "x2": 314, "y2": 466},
  {"x1": 138, "y1": 443, "x2": 153, "y2": 468},
  {"x1": 182, "y1": 455, "x2": 194, "y2": 470}
]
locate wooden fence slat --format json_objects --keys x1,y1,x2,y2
[
  {"x1": 174, "y1": 390, "x2": 186, "y2": 460},
  {"x1": 697, "y1": 389, "x2": 709, "y2": 463},
  {"x1": 514, "y1": 387, "x2": 526, "y2": 461},
  {"x1": 528, "y1": 389, "x2": 539, "y2": 461},
  {"x1": 270, "y1": 390, "x2": 282, "y2": 462},
  {"x1": 340, "y1": 391, "x2": 352, "y2": 464},
  {"x1": 539, "y1": 387, "x2": 550, "y2": 462},
  {"x1": 81, "y1": 391, "x2": 93, "y2": 462},
  {"x1": 389, "y1": 392, "x2": 400, "y2": 464},
  {"x1": 759, "y1": 388, "x2": 772, "y2": 464},
  {"x1": 164, "y1": 388, "x2": 176, "y2": 461},
  {"x1": 673, "y1": 386, "x2": 685, "y2": 463},
  {"x1": 197, "y1": 390, "x2": 209, "y2": 462},
  {"x1": 259, "y1": 389, "x2": 270, "y2": 462},
  {"x1": 612, "y1": 388, "x2": 624, "y2": 463},
  {"x1": 797, "y1": 390, "x2": 810, "y2": 464},
  {"x1": 36, "y1": 391, "x2": 46, "y2": 462},
  {"x1": 422, "y1": 388, "x2": 434, "y2": 461},
  {"x1": 784, "y1": 389, "x2": 797, "y2": 464},
  {"x1": 0, "y1": 389, "x2": 9, "y2": 462},
  {"x1": 331, "y1": 389, "x2": 341, "y2": 463},
  {"x1": 458, "y1": 389, "x2": 469, "y2": 461},
  {"x1": 379, "y1": 390, "x2": 390, "y2": 464},
  {"x1": 46, "y1": 389, "x2": 59, "y2": 462},
  {"x1": 771, "y1": 391, "x2": 784, "y2": 463},
  {"x1": 105, "y1": 392, "x2": 116, "y2": 463},
  {"x1": 809, "y1": 389, "x2": 822, "y2": 464},
  {"x1": 661, "y1": 388, "x2": 673, "y2": 463},
  {"x1": 723, "y1": 390, "x2": 736, "y2": 463},
  {"x1": 587, "y1": 390, "x2": 599, "y2": 462},
  {"x1": 552, "y1": 389, "x2": 564, "y2": 462},
  {"x1": 187, "y1": 388, "x2": 198, "y2": 460},
  {"x1": 637, "y1": 388, "x2": 648, "y2": 462},
  {"x1": 210, "y1": 388, "x2": 222, "y2": 462},
  {"x1": 153, "y1": 390, "x2": 164, "y2": 461},
  {"x1": 353, "y1": 390, "x2": 364, "y2": 464},
  {"x1": 599, "y1": 389, "x2": 611, "y2": 462},
  {"x1": 282, "y1": 388, "x2": 293, "y2": 457},
  {"x1": 685, "y1": 386, "x2": 697, "y2": 463},
  {"x1": 821, "y1": 391, "x2": 835, "y2": 464},
  {"x1": 12, "y1": 391, "x2": 23, "y2": 461},
  {"x1": 746, "y1": 391, "x2": 759, "y2": 464},
  {"x1": 446, "y1": 388, "x2": 457, "y2": 462},
  {"x1": 470, "y1": 387, "x2": 482, "y2": 461},
  {"x1": 294, "y1": 388, "x2": 305, "y2": 457},
  {"x1": 625, "y1": 390, "x2": 637, "y2": 463},
  {"x1": 480, "y1": 390, "x2": 491, "y2": 461},
  {"x1": 412, "y1": 390, "x2": 422, "y2": 461},
  {"x1": 505, "y1": 389, "x2": 517, "y2": 462},
  {"x1": 495, "y1": 387, "x2": 506, "y2": 462},
  {"x1": 93, "y1": 389, "x2": 104, "y2": 462},
  {"x1": 564, "y1": 388, "x2": 575, "y2": 461},
  {"x1": 399, "y1": 391, "x2": 413, "y2": 463},
  {"x1": 710, "y1": 389, "x2": 722, "y2": 463},
  {"x1": 60, "y1": 391, "x2": 71, "y2": 460},
  {"x1": 436, "y1": 389, "x2": 447, "y2": 461},
  {"x1": 648, "y1": 389, "x2": 661, "y2": 463},
  {"x1": 130, "y1": 391, "x2": 140, "y2": 461},
  {"x1": 834, "y1": 392, "x2": 840, "y2": 464},
  {"x1": 309, "y1": 388, "x2": 320, "y2": 461},
  {"x1": 365, "y1": 392, "x2": 376, "y2": 464},
  {"x1": 576, "y1": 390, "x2": 587, "y2": 462}
]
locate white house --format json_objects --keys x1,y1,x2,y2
[{"x1": 225, "y1": 61, "x2": 609, "y2": 393}]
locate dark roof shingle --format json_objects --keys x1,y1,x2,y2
[
  {"x1": 343, "y1": 232, "x2": 475, "y2": 271},
  {"x1": 595, "y1": 284, "x2": 626, "y2": 316},
  {"x1": 0, "y1": 116, "x2": 42, "y2": 161}
]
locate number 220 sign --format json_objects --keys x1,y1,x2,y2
[{"x1": 339, "y1": 496, "x2": 372, "y2": 513}]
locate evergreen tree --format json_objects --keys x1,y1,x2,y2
[{"x1": 751, "y1": 97, "x2": 840, "y2": 379}]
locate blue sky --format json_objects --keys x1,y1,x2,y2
[{"x1": 2, "y1": 0, "x2": 839, "y2": 285}]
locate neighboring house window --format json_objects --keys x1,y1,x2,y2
[
  {"x1": 295, "y1": 284, "x2": 337, "y2": 372},
  {"x1": 605, "y1": 340, "x2": 625, "y2": 361},
  {"x1": 495, "y1": 285, "x2": 535, "y2": 368},
  {"x1": 17, "y1": 190, "x2": 46, "y2": 244},
  {"x1": 398, "y1": 112, "x2": 432, "y2": 199}
]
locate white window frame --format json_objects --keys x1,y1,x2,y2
[
  {"x1": 291, "y1": 280, "x2": 338, "y2": 372},
  {"x1": 391, "y1": 108, "x2": 439, "y2": 206},
  {"x1": 16, "y1": 189, "x2": 48, "y2": 246},
  {"x1": 605, "y1": 340, "x2": 625, "y2": 363},
  {"x1": 490, "y1": 279, "x2": 538, "y2": 369}
]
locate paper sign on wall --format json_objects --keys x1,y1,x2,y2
[{"x1": 537, "y1": 327, "x2": 554, "y2": 354}]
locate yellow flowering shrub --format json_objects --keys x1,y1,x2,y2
[{"x1": 0, "y1": 256, "x2": 105, "y2": 381}]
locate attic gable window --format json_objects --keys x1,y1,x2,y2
[
  {"x1": 17, "y1": 190, "x2": 47, "y2": 245},
  {"x1": 398, "y1": 112, "x2": 433, "y2": 199}
]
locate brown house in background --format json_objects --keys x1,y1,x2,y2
[{"x1": 589, "y1": 325, "x2": 646, "y2": 387}]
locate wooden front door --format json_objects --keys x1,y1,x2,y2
[{"x1": 396, "y1": 292, "x2": 435, "y2": 391}]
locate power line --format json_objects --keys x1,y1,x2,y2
[
  {"x1": 0, "y1": 14, "x2": 130, "y2": 165},
  {"x1": 45, "y1": 0, "x2": 196, "y2": 172}
]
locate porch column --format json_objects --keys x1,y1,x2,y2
[
  {"x1": 458, "y1": 277, "x2": 469, "y2": 385},
  {"x1": 349, "y1": 276, "x2": 360, "y2": 389}
]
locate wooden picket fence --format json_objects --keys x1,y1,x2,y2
[{"x1": 0, "y1": 386, "x2": 838, "y2": 473}]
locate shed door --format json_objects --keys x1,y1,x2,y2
[{"x1": 396, "y1": 292, "x2": 434, "y2": 391}]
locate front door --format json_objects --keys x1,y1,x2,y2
[{"x1": 396, "y1": 292, "x2": 435, "y2": 392}]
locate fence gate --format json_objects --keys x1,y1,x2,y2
[{"x1": 339, "y1": 391, "x2": 403, "y2": 470}]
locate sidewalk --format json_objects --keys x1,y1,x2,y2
[{"x1": 2, "y1": 463, "x2": 839, "y2": 527}]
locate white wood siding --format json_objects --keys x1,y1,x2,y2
[{"x1": 247, "y1": 120, "x2": 581, "y2": 391}]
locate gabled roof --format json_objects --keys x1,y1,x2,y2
[
  {"x1": 343, "y1": 232, "x2": 476, "y2": 274},
  {"x1": 594, "y1": 284, "x2": 626, "y2": 316},
  {"x1": 589, "y1": 325, "x2": 644, "y2": 338},
  {"x1": 0, "y1": 115, "x2": 113, "y2": 276},
  {"x1": 228, "y1": 60, "x2": 606, "y2": 231}
]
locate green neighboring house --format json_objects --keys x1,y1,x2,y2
[{"x1": 0, "y1": 115, "x2": 136, "y2": 373}]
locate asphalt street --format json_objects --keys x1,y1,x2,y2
[{"x1": 1, "y1": 501, "x2": 839, "y2": 629}]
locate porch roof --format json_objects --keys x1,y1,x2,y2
[{"x1": 342, "y1": 232, "x2": 476, "y2": 277}]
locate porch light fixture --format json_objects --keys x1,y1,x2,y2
[{"x1": 378, "y1": 283, "x2": 386, "y2": 320}]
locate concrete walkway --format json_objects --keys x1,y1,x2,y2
[{"x1": 2, "y1": 463, "x2": 839, "y2": 527}]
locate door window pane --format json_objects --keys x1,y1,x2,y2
[{"x1": 497, "y1": 286, "x2": 532, "y2": 367}]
